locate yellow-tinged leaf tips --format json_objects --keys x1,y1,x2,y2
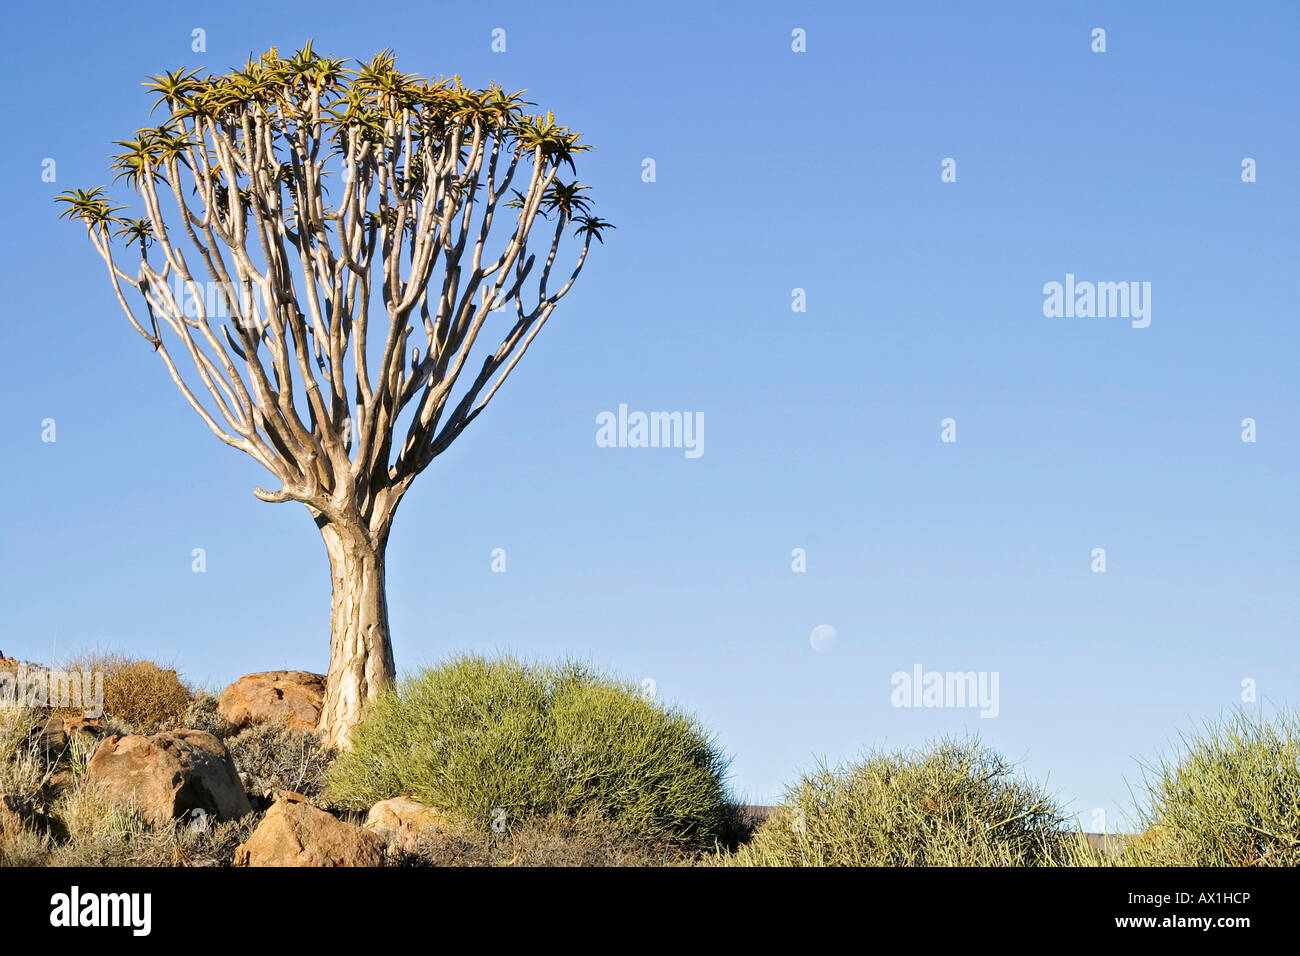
[
  {"x1": 63, "y1": 42, "x2": 607, "y2": 242},
  {"x1": 54, "y1": 186, "x2": 124, "y2": 232}
]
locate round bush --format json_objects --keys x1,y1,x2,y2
[
  {"x1": 60, "y1": 656, "x2": 192, "y2": 734},
  {"x1": 728, "y1": 737, "x2": 1071, "y2": 866},
  {"x1": 1124, "y1": 710, "x2": 1300, "y2": 866},
  {"x1": 324, "y1": 654, "x2": 732, "y2": 846},
  {"x1": 104, "y1": 660, "x2": 192, "y2": 733}
]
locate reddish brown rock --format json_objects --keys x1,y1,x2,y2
[
  {"x1": 218, "y1": 671, "x2": 325, "y2": 731},
  {"x1": 364, "y1": 797, "x2": 452, "y2": 836},
  {"x1": 85, "y1": 730, "x2": 251, "y2": 825},
  {"x1": 62, "y1": 716, "x2": 102, "y2": 738},
  {"x1": 22, "y1": 714, "x2": 78, "y2": 761},
  {"x1": 234, "y1": 796, "x2": 384, "y2": 867}
]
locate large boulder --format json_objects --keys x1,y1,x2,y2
[
  {"x1": 218, "y1": 671, "x2": 325, "y2": 731},
  {"x1": 85, "y1": 730, "x2": 251, "y2": 825},
  {"x1": 235, "y1": 794, "x2": 384, "y2": 867},
  {"x1": 364, "y1": 797, "x2": 452, "y2": 836}
]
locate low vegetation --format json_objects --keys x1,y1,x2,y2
[
  {"x1": 384, "y1": 811, "x2": 699, "y2": 867},
  {"x1": 725, "y1": 737, "x2": 1076, "y2": 866},
  {"x1": 224, "y1": 720, "x2": 335, "y2": 800},
  {"x1": 62, "y1": 654, "x2": 193, "y2": 734},
  {"x1": 1119, "y1": 709, "x2": 1300, "y2": 867},
  {"x1": 1, "y1": 652, "x2": 1296, "y2": 867},
  {"x1": 325, "y1": 654, "x2": 734, "y2": 847}
]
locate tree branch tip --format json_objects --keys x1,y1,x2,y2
[{"x1": 253, "y1": 486, "x2": 293, "y2": 503}]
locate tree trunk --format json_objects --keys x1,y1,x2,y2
[{"x1": 317, "y1": 522, "x2": 396, "y2": 750}]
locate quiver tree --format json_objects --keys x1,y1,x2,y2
[{"x1": 57, "y1": 44, "x2": 611, "y2": 747}]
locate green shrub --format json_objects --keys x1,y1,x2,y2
[
  {"x1": 1122, "y1": 709, "x2": 1300, "y2": 866},
  {"x1": 325, "y1": 654, "x2": 732, "y2": 846},
  {"x1": 727, "y1": 737, "x2": 1073, "y2": 866}
]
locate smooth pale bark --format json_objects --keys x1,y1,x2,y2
[{"x1": 317, "y1": 522, "x2": 396, "y2": 749}]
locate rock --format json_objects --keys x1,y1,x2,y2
[
  {"x1": 30, "y1": 715, "x2": 68, "y2": 759},
  {"x1": 85, "y1": 730, "x2": 251, "y2": 825},
  {"x1": 234, "y1": 796, "x2": 384, "y2": 867},
  {"x1": 364, "y1": 797, "x2": 452, "y2": 836},
  {"x1": 62, "y1": 716, "x2": 103, "y2": 739},
  {"x1": 218, "y1": 671, "x2": 325, "y2": 731}
]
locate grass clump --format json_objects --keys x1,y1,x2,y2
[
  {"x1": 1121, "y1": 709, "x2": 1300, "y2": 867},
  {"x1": 0, "y1": 826, "x2": 53, "y2": 866},
  {"x1": 30, "y1": 783, "x2": 260, "y2": 867},
  {"x1": 325, "y1": 654, "x2": 732, "y2": 847},
  {"x1": 0, "y1": 705, "x2": 106, "y2": 808},
  {"x1": 0, "y1": 706, "x2": 54, "y2": 805},
  {"x1": 99, "y1": 658, "x2": 193, "y2": 734},
  {"x1": 727, "y1": 737, "x2": 1073, "y2": 866}
]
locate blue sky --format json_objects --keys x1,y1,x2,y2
[{"x1": 1, "y1": 0, "x2": 1297, "y2": 828}]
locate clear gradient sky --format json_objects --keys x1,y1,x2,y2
[{"x1": 1, "y1": 0, "x2": 1297, "y2": 829}]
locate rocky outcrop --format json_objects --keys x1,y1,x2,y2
[
  {"x1": 235, "y1": 793, "x2": 384, "y2": 867},
  {"x1": 218, "y1": 671, "x2": 325, "y2": 731},
  {"x1": 85, "y1": 730, "x2": 251, "y2": 825}
]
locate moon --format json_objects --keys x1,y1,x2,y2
[{"x1": 809, "y1": 624, "x2": 837, "y2": 653}]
